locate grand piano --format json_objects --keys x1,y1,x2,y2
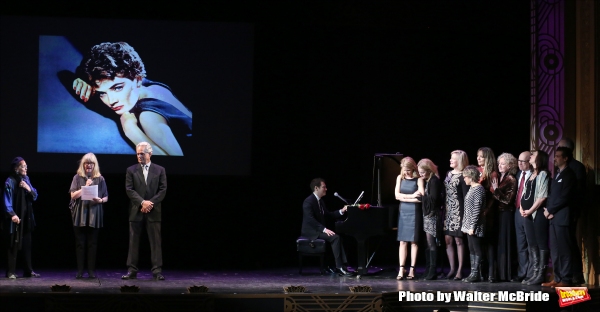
[
  {"x1": 336, "y1": 205, "x2": 390, "y2": 276},
  {"x1": 335, "y1": 153, "x2": 402, "y2": 276}
]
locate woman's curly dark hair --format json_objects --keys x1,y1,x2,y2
[{"x1": 79, "y1": 42, "x2": 146, "y2": 84}]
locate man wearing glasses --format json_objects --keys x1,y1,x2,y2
[
  {"x1": 122, "y1": 142, "x2": 168, "y2": 281},
  {"x1": 513, "y1": 151, "x2": 532, "y2": 282}
]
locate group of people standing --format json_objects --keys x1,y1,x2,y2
[
  {"x1": 394, "y1": 138, "x2": 586, "y2": 287},
  {"x1": 2, "y1": 142, "x2": 167, "y2": 281}
]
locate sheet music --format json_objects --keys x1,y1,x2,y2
[
  {"x1": 353, "y1": 191, "x2": 364, "y2": 205},
  {"x1": 81, "y1": 185, "x2": 98, "y2": 201}
]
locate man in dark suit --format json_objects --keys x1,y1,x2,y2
[
  {"x1": 513, "y1": 151, "x2": 532, "y2": 282},
  {"x1": 541, "y1": 146, "x2": 576, "y2": 287},
  {"x1": 557, "y1": 138, "x2": 587, "y2": 284},
  {"x1": 301, "y1": 178, "x2": 352, "y2": 276},
  {"x1": 122, "y1": 142, "x2": 167, "y2": 281}
]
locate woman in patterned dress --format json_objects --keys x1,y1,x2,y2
[
  {"x1": 476, "y1": 147, "x2": 499, "y2": 282},
  {"x1": 394, "y1": 157, "x2": 424, "y2": 280},
  {"x1": 461, "y1": 165, "x2": 486, "y2": 282},
  {"x1": 443, "y1": 150, "x2": 470, "y2": 280},
  {"x1": 491, "y1": 153, "x2": 518, "y2": 281},
  {"x1": 417, "y1": 158, "x2": 443, "y2": 280}
]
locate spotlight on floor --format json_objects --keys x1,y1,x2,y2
[
  {"x1": 120, "y1": 285, "x2": 140, "y2": 293},
  {"x1": 283, "y1": 285, "x2": 306, "y2": 293},
  {"x1": 349, "y1": 285, "x2": 372, "y2": 293},
  {"x1": 50, "y1": 285, "x2": 71, "y2": 292},
  {"x1": 187, "y1": 285, "x2": 209, "y2": 293}
]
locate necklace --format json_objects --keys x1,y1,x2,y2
[{"x1": 522, "y1": 178, "x2": 534, "y2": 201}]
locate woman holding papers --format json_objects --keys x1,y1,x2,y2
[{"x1": 69, "y1": 153, "x2": 108, "y2": 279}]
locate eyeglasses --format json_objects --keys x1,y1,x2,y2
[{"x1": 517, "y1": 160, "x2": 528, "y2": 163}]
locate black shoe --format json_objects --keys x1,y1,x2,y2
[
  {"x1": 337, "y1": 267, "x2": 353, "y2": 277},
  {"x1": 153, "y1": 273, "x2": 165, "y2": 281},
  {"x1": 510, "y1": 276, "x2": 524, "y2": 283},
  {"x1": 88, "y1": 272, "x2": 96, "y2": 279},
  {"x1": 24, "y1": 271, "x2": 40, "y2": 278},
  {"x1": 121, "y1": 272, "x2": 137, "y2": 280},
  {"x1": 75, "y1": 273, "x2": 83, "y2": 279}
]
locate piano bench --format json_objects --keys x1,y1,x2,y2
[{"x1": 296, "y1": 237, "x2": 326, "y2": 275}]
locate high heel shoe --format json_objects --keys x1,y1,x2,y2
[
  {"x1": 396, "y1": 266, "x2": 405, "y2": 280},
  {"x1": 406, "y1": 266, "x2": 415, "y2": 280}
]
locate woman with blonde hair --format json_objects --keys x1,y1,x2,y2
[
  {"x1": 68, "y1": 153, "x2": 108, "y2": 279},
  {"x1": 491, "y1": 152, "x2": 517, "y2": 281},
  {"x1": 443, "y1": 150, "x2": 470, "y2": 280},
  {"x1": 417, "y1": 158, "x2": 443, "y2": 280},
  {"x1": 395, "y1": 157, "x2": 424, "y2": 280}
]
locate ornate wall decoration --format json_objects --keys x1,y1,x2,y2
[{"x1": 530, "y1": 0, "x2": 565, "y2": 170}]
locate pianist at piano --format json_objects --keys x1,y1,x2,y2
[{"x1": 300, "y1": 178, "x2": 353, "y2": 277}]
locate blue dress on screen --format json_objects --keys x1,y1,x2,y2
[
  {"x1": 397, "y1": 178, "x2": 423, "y2": 242},
  {"x1": 129, "y1": 79, "x2": 192, "y2": 142}
]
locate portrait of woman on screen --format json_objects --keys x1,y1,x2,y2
[{"x1": 72, "y1": 42, "x2": 192, "y2": 156}]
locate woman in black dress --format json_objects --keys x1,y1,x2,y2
[
  {"x1": 490, "y1": 153, "x2": 517, "y2": 281},
  {"x1": 520, "y1": 150, "x2": 550, "y2": 285},
  {"x1": 476, "y1": 147, "x2": 499, "y2": 282},
  {"x1": 417, "y1": 158, "x2": 443, "y2": 280},
  {"x1": 443, "y1": 150, "x2": 470, "y2": 280}
]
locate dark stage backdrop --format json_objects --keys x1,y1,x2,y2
[{"x1": 0, "y1": 1, "x2": 530, "y2": 271}]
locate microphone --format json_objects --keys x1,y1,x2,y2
[
  {"x1": 334, "y1": 192, "x2": 349, "y2": 204},
  {"x1": 353, "y1": 191, "x2": 364, "y2": 205}
]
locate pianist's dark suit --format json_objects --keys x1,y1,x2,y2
[
  {"x1": 546, "y1": 166, "x2": 575, "y2": 284},
  {"x1": 301, "y1": 193, "x2": 347, "y2": 268}
]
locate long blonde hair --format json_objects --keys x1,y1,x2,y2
[
  {"x1": 76, "y1": 153, "x2": 101, "y2": 178},
  {"x1": 399, "y1": 157, "x2": 419, "y2": 180},
  {"x1": 417, "y1": 158, "x2": 439, "y2": 181}
]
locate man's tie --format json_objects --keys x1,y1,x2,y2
[
  {"x1": 516, "y1": 172, "x2": 526, "y2": 209},
  {"x1": 143, "y1": 165, "x2": 149, "y2": 184},
  {"x1": 318, "y1": 199, "x2": 324, "y2": 215}
]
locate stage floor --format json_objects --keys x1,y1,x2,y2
[{"x1": 1, "y1": 267, "x2": 598, "y2": 312}]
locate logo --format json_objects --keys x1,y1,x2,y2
[{"x1": 556, "y1": 287, "x2": 590, "y2": 308}]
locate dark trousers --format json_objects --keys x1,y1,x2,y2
[
  {"x1": 514, "y1": 212, "x2": 530, "y2": 278},
  {"x1": 531, "y1": 213, "x2": 549, "y2": 251},
  {"x1": 549, "y1": 223, "x2": 572, "y2": 283},
  {"x1": 73, "y1": 226, "x2": 99, "y2": 274},
  {"x1": 127, "y1": 216, "x2": 162, "y2": 274},
  {"x1": 467, "y1": 235, "x2": 483, "y2": 257},
  {"x1": 6, "y1": 231, "x2": 33, "y2": 276},
  {"x1": 317, "y1": 233, "x2": 347, "y2": 269}
]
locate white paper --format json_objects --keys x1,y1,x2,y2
[{"x1": 81, "y1": 185, "x2": 98, "y2": 201}]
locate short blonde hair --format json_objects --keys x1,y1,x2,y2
[
  {"x1": 417, "y1": 158, "x2": 439, "y2": 181},
  {"x1": 76, "y1": 153, "x2": 101, "y2": 178},
  {"x1": 497, "y1": 152, "x2": 517, "y2": 175},
  {"x1": 451, "y1": 150, "x2": 469, "y2": 171},
  {"x1": 400, "y1": 157, "x2": 419, "y2": 180}
]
